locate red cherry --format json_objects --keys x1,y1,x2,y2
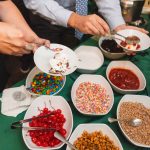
[
  {"x1": 32, "y1": 137, "x2": 37, "y2": 143},
  {"x1": 59, "y1": 128, "x2": 67, "y2": 136},
  {"x1": 36, "y1": 140, "x2": 42, "y2": 146},
  {"x1": 56, "y1": 109, "x2": 61, "y2": 114}
]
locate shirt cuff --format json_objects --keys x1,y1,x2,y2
[{"x1": 54, "y1": 9, "x2": 73, "y2": 27}]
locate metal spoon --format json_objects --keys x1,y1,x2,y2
[
  {"x1": 54, "y1": 131, "x2": 77, "y2": 150},
  {"x1": 111, "y1": 31, "x2": 140, "y2": 44},
  {"x1": 108, "y1": 117, "x2": 142, "y2": 127}
]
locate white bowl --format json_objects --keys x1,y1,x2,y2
[
  {"x1": 66, "y1": 123, "x2": 123, "y2": 150},
  {"x1": 117, "y1": 94, "x2": 150, "y2": 148},
  {"x1": 99, "y1": 36, "x2": 126, "y2": 60},
  {"x1": 22, "y1": 95, "x2": 73, "y2": 150},
  {"x1": 34, "y1": 44, "x2": 79, "y2": 76},
  {"x1": 115, "y1": 29, "x2": 150, "y2": 52},
  {"x1": 74, "y1": 46, "x2": 104, "y2": 73},
  {"x1": 25, "y1": 67, "x2": 66, "y2": 96},
  {"x1": 71, "y1": 74, "x2": 114, "y2": 115},
  {"x1": 106, "y1": 61, "x2": 146, "y2": 94}
]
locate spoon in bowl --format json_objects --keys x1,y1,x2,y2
[
  {"x1": 54, "y1": 131, "x2": 78, "y2": 150},
  {"x1": 108, "y1": 117, "x2": 142, "y2": 127},
  {"x1": 110, "y1": 31, "x2": 140, "y2": 45}
]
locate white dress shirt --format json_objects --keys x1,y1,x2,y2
[{"x1": 23, "y1": 0, "x2": 125, "y2": 30}]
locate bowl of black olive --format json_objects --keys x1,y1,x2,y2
[{"x1": 99, "y1": 37, "x2": 126, "y2": 60}]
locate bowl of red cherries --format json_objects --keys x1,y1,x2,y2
[{"x1": 22, "y1": 95, "x2": 73, "y2": 150}]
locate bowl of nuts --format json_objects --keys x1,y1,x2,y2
[
  {"x1": 117, "y1": 94, "x2": 150, "y2": 148},
  {"x1": 66, "y1": 123, "x2": 123, "y2": 150}
]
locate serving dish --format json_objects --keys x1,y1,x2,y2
[
  {"x1": 34, "y1": 44, "x2": 79, "y2": 76},
  {"x1": 71, "y1": 74, "x2": 114, "y2": 115},
  {"x1": 25, "y1": 67, "x2": 66, "y2": 96},
  {"x1": 117, "y1": 94, "x2": 150, "y2": 148},
  {"x1": 114, "y1": 29, "x2": 150, "y2": 52},
  {"x1": 74, "y1": 45, "x2": 104, "y2": 73},
  {"x1": 99, "y1": 36, "x2": 126, "y2": 60},
  {"x1": 106, "y1": 61, "x2": 146, "y2": 94},
  {"x1": 22, "y1": 95, "x2": 73, "y2": 150},
  {"x1": 66, "y1": 123, "x2": 123, "y2": 150}
]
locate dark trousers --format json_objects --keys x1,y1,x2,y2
[
  {"x1": 29, "y1": 12, "x2": 80, "y2": 49},
  {"x1": 0, "y1": 55, "x2": 9, "y2": 92}
]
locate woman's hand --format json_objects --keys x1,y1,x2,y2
[
  {"x1": 0, "y1": 22, "x2": 50, "y2": 56},
  {"x1": 0, "y1": 22, "x2": 33, "y2": 56}
]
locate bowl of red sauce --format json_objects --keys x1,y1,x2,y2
[{"x1": 106, "y1": 61, "x2": 146, "y2": 94}]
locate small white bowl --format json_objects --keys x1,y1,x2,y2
[
  {"x1": 25, "y1": 67, "x2": 66, "y2": 96},
  {"x1": 106, "y1": 61, "x2": 146, "y2": 94},
  {"x1": 99, "y1": 36, "x2": 126, "y2": 60},
  {"x1": 117, "y1": 94, "x2": 150, "y2": 148},
  {"x1": 71, "y1": 74, "x2": 114, "y2": 115},
  {"x1": 75, "y1": 46, "x2": 104, "y2": 73},
  {"x1": 115, "y1": 29, "x2": 150, "y2": 52},
  {"x1": 66, "y1": 123, "x2": 123, "y2": 150},
  {"x1": 22, "y1": 95, "x2": 73, "y2": 150}
]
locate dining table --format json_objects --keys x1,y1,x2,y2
[{"x1": 0, "y1": 15, "x2": 150, "y2": 150}]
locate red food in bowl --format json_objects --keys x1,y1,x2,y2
[
  {"x1": 28, "y1": 107, "x2": 66, "y2": 147},
  {"x1": 120, "y1": 41, "x2": 141, "y2": 50},
  {"x1": 109, "y1": 68, "x2": 140, "y2": 90}
]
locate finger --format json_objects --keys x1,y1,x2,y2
[
  {"x1": 91, "y1": 20, "x2": 105, "y2": 36},
  {"x1": 132, "y1": 27, "x2": 149, "y2": 34},
  {"x1": 44, "y1": 40, "x2": 51, "y2": 48},
  {"x1": 11, "y1": 45, "x2": 32, "y2": 55},
  {"x1": 86, "y1": 23, "x2": 101, "y2": 35},
  {"x1": 96, "y1": 16, "x2": 110, "y2": 34},
  {"x1": 13, "y1": 53, "x2": 23, "y2": 57}
]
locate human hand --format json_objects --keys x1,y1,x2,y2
[
  {"x1": 0, "y1": 22, "x2": 35, "y2": 56},
  {"x1": 114, "y1": 24, "x2": 149, "y2": 34},
  {"x1": 68, "y1": 13, "x2": 110, "y2": 36},
  {"x1": 20, "y1": 28, "x2": 50, "y2": 53}
]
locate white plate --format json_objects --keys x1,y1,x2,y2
[
  {"x1": 106, "y1": 61, "x2": 146, "y2": 94},
  {"x1": 22, "y1": 96, "x2": 73, "y2": 150},
  {"x1": 25, "y1": 67, "x2": 66, "y2": 96},
  {"x1": 34, "y1": 44, "x2": 79, "y2": 76},
  {"x1": 75, "y1": 46, "x2": 104, "y2": 73},
  {"x1": 117, "y1": 94, "x2": 150, "y2": 148},
  {"x1": 66, "y1": 123, "x2": 123, "y2": 150},
  {"x1": 71, "y1": 74, "x2": 114, "y2": 115},
  {"x1": 115, "y1": 29, "x2": 150, "y2": 52}
]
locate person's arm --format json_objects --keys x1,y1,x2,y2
[
  {"x1": 0, "y1": 0, "x2": 50, "y2": 55},
  {"x1": 95, "y1": 0, "x2": 125, "y2": 30},
  {"x1": 23, "y1": 0, "x2": 73, "y2": 27},
  {"x1": 0, "y1": 0, "x2": 49, "y2": 45}
]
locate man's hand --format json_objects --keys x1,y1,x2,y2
[{"x1": 68, "y1": 13, "x2": 110, "y2": 36}]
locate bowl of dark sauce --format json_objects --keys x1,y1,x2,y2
[{"x1": 99, "y1": 37, "x2": 126, "y2": 59}]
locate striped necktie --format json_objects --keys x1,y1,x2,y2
[{"x1": 75, "y1": 0, "x2": 88, "y2": 39}]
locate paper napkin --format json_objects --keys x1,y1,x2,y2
[{"x1": 0, "y1": 85, "x2": 32, "y2": 117}]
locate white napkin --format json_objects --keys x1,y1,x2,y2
[{"x1": 0, "y1": 85, "x2": 32, "y2": 117}]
